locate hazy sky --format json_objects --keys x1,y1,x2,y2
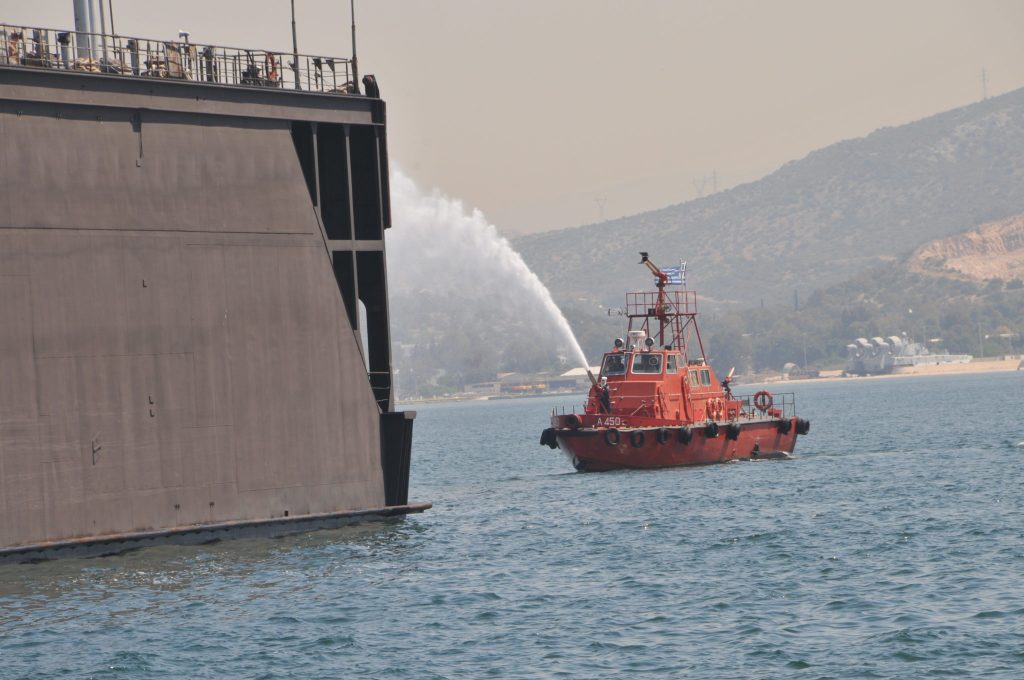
[{"x1": 7, "y1": 1, "x2": 1024, "y2": 234}]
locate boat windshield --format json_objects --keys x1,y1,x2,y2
[
  {"x1": 602, "y1": 353, "x2": 628, "y2": 376},
  {"x1": 666, "y1": 354, "x2": 680, "y2": 374},
  {"x1": 632, "y1": 353, "x2": 663, "y2": 374}
]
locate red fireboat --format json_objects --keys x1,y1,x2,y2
[{"x1": 540, "y1": 253, "x2": 810, "y2": 471}]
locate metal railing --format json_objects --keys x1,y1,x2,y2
[
  {"x1": 1, "y1": 23, "x2": 356, "y2": 94},
  {"x1": 626, "y1": 290, "x2": 698, "y2": 318},
  {"x1": 732, "y1": 391, "x2": 796, "y2": 421}
]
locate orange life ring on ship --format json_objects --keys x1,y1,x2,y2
[
  {"x1": 753, "y1": 390, "x2": 773, "y2": 413},
  {"x1": 706, "y1": 397, "x2": 724, "y2": 421},
  {"x1": 264, "y1": 52, "x2": 279, "y2": 84}
]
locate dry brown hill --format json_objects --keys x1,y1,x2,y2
[{"x1": 909, "y1": 214, "x2": 1024, "y2": 282}]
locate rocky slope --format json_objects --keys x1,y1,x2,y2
[{"x1": 909, "y1": 214, "x2": 1024, "y2": 283}]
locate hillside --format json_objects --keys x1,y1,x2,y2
[
  {"x1": 515, "y1": 87, "x2": 1024, "y2": 310},
  {"x1": 909, "y1": 214, "x2": 1024, "y2": 282},
  {"x1": 699, "y1": 213, "x2": 1024, "y2": 376}
]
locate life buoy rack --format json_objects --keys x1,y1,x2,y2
[
  {"x1": 706, "y1": 397, "x2": 724, "y2": 421},
  {"x1": 264, "y1": 52, "x2": 279, "y2": 84},
  {"x1": 630, "y1": 430, "x2": 645, "y2": 448},
  {"x1": 604, "y1": 428, "x2": 620, "y2": 446},
  {"x1": 753, "y1": 390, "x2": 773, "y2": 413}
]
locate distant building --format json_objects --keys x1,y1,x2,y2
[{"x1": 844, "y1": 334, "x2": 971, "y2": 376}]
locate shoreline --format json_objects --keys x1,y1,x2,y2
[
  {"x1": 759, "y1": 356, "x2": 1023, "y2": 386},
  {"x1": 398, "y1": 357, "x2": 1023, "y2": 405}
]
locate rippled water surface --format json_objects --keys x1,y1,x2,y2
[{"x1": 3, "y1": 372, "x2": 1024, "y2": 678}]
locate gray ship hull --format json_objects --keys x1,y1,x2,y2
[{"x1": 0, "y1": 63, "x2": 422, "y2": 560}]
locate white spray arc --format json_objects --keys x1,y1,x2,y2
[{"x1": 387, "y1": 170, "x2": 589, "y2": 371}]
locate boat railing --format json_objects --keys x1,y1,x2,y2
[
  {"x1": 626, "y1": 290, "x2": 697, "y2": 318},
  {"x1": 733, "y1": 392, "x2": 796, "y2": 421},
  {"x1": 1, "y1": 22, "x2": 356, "y2": 94}
]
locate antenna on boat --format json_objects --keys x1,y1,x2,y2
[
  {"x1": 349, "y1": 0, "x2": 360, "y2": 94},
  {"x1": 290, "y1": 0, "x2": 301, "y2": 89}
]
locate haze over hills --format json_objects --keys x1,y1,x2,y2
[
  {"x1": 515, "y1": 87, "x2": 1024, "y2": 311},
  {"x1": 388, "y1": 88, "x2": 1024, "y2": 397}
]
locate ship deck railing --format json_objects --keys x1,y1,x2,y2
[
  {"x1": 732, "y1": 392, "x2": 797, "y2": 421},
  {"x1": 600, "y1": 391, "x2": 797, "y2": 421},
  {"x1": 1, "y1": 22, "x2": 356, "y2": 94}
]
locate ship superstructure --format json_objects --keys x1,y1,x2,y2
[{"x1": 0, "y1": 15, "x2": 426, "y2": 561}]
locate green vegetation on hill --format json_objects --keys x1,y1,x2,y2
[
  {"x1": 701, "y1": 265, "x2": 1023, "y2": 375},
  {"x1": 555, "y1": 264, "x2": 1024, "y2": 380}
]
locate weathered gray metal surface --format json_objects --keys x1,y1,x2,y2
[
  {"x1": 0, "y1": 66, "x2": 414, "y2": 554},
  {"x1": 0, "y1": 502, "x2": 431, "y2": 564},
  {"x1": 0, "y1": 67, "x2": 379, "y2": 125}
]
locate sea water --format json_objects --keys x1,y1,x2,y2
[{"x1": 2, "y1": 371, "x2": 1024, "y2": 678}]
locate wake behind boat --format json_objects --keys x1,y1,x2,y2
[{"x1": 540, "y1": 253, "x2": 810, "y2": 471}]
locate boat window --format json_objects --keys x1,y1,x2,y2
[
  {"x1": 689, "y1": 369, "x2": 700, "y2": 386},
  {"x1": 602, "y1": 353, "x2": 628, "y2": 376},
  {"x1": 666, "y1": 354, "x2": 679, "y2": 374},
  {"x1": 632, "y1": 353, "x2": 663, "y2": 374},
  {"x1": 700, "y1": 369, "x2": 711, "y2": 385}
]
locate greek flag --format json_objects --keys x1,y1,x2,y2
[{"x1": 662, "y1": 261, "x2": 686, "y2": 287}]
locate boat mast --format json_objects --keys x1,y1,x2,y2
[{"x1": 639, "y1": 252, "x2": 670, "y2": 346}]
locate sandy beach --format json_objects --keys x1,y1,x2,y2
[{"x1": 761, "y1": 356, "x2": 1023, "y2": 386}]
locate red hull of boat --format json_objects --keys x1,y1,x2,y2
[{"x1": 554, "y1": 420, "x2": 798, "y2": 472}]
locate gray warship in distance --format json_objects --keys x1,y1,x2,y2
[
  {"x1": 0, "y1": 8, "x2": 428, "y2": 563},
  {"x1": 844, "y1": 334, "x2": 972, "y2": 376}
]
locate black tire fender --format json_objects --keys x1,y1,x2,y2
[
  {"x1": 677, "y1": 427, "x2": 693, "y2": 444},
  {"x1": 705, "y1": 422, "x2": 720, "y2": 438},
  {"x1": 656, "y1": 428, "x2": 670, "y2": 444},
  {"x1": 630, "y1": 430, "x2": 645, "y2": 448},
  {"x1": 604, "y1": 428, "x2": 621, "y2": 446}
]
